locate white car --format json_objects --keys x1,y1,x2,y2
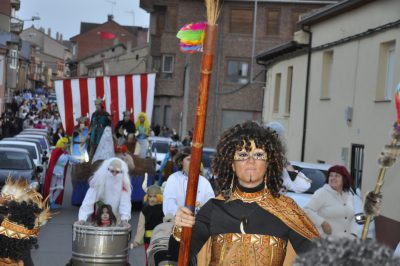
[
  {"x1": 16, "y1": 134, "x2": 51, "y2": 158},
  {"x1": 148, "y1": 136, "x2": 173, "y2": 171},
  {"x1": 0, "y1": 140, "x2": 46, "y2": 185},
  {"x1": 287, "y1": 161, "x2": 375, "y2": 239}
]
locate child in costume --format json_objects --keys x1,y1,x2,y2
[
  {"x1": 94, "y1": 204, "x2": 117, "y2": 227},
  {"x1": 131, "y1": 175, "x2": 164, "y2": 264}
]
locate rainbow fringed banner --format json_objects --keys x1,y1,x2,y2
[{"x1": 176, "y1": 22, "x2": 207, "y2": 54}]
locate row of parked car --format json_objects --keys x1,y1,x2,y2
[{"x1": 0, "y1": 128, "x2": 51, "y2": 192}]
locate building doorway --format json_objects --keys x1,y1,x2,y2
[{"x1": 350, "y1": 144, "x2": 364, "y2": 190}]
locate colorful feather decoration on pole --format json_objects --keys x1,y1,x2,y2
[{"x1": 176, "y1": 22, "x2": 207, "y2": 53}]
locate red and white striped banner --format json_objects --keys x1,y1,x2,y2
[{"x1": 55, "y1": 73, "x2": 155, "y2": 135}]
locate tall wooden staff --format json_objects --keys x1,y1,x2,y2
[
  {"x1": 178, "y1": 1, "x2": 220, "y2": 265},
  {"x1": 361, "y1": 84, "x2": 400, "y2": 240}
]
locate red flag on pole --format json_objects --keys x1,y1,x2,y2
[{"x1": 100, "y1": 31, "x2": 117, "y2": 40}]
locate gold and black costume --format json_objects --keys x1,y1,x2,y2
[{"x1": 170, "y1": 182, "x2": 319, "y2": 266}]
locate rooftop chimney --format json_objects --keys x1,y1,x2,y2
[
  {"x1": 60, "y1": 34, "x2": 63, "y2": 41},
  {"x1": 47, "y1": 28, "x2": 51, "y2": 37},
  {"x1": 56, "y1": 32, "x2": 60, "y2": 40},
  {"x1": 107, "y1": 14, "x2": 114, "y2": 21}
]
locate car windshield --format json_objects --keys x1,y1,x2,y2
[
  {"x1": 293, "y1": 168, "x2": 327, "y2": 194},
  {"x1": 151, "y1": 142, "x2": 170, "y2": 154},
  {"x1": 38, "y1": 139, "x2": 47, "y2": 149},
  {"x1": 0, "y1": 144, "x2": 37, "y2": 159},
  {"x1": 0, "y1": 152, "x2": 33, "y2": 170}
]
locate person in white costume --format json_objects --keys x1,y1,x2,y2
[
  {"x1": 265, "y1": 121, "x2": 312, "y2": 193},
  {"x1": 163, "y1": 146, "x2": 215, "y2": 216},
  {"x1": 77, "y1": 157, "x2": 132, "y2": 226}
]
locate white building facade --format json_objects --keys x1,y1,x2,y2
[{"x1": 258, "y1": 0, "x2": 400, "y2": 248}]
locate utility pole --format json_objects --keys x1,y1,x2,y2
[{"x1": 181, "y1": 55, "x2": 191, "y2": 140}]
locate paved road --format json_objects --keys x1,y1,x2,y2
[{"x1": 32, "y1": 171, "x2": 146, "y2": 266}]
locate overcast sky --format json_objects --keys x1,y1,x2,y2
[{"x1": 17, "y1": 0, "x2": 150, "y2": 39}]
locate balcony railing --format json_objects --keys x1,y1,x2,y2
[
  {"x1": 10, "y1": 17, "x2": 23, "y2": 34},
  {"x1": 10, "y1": 0, "x2": 21, "y2": 10}
]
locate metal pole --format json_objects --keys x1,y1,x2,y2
[
  {"x1": 181, "y1": 55, "x2": 190, "y2": 140},
  {"x1": 250, "y1": 0, "x2": 258, "y2": 83}
]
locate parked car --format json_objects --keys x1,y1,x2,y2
[
  {"x1": 0, "y1": 147, "x2": 42, "y2": 190},
  {"x1": 21, "y1": 129, "x2": 49, "y2": 137},
  {"x1": 0, "y1": 140, "x2": 42, "y2": 166},
  {"x1": 287, "y1": 161, "x2": 375, "y2": 239},
  {"x1": 148, "y1": 136, "x2": 173, "y2": 171},
  {"x1": 15, "y1": 134, "x2": 51, "y2": 157},
  {"x1": 3, "y1": 137, "x2": 45, "y2": 156},
  {"x1": 2, "y1": 137, "x2": 48, "y2": 173}
]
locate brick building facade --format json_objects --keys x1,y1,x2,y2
[
  {"x1": 140, "y1": 0, "x2": 336, "y2": 146},
  {"x1": 70, "y1": 15, "x2": 148, "y2": 61}
]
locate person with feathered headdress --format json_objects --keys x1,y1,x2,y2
[
  {"x1": 88, "y1": 97, "x2": 111, "y2": 160},
  {"x1": 131, "y1": 174, "x2": 164, "y2": 265},
  {"x1": 43, "y1": 137, "x2": 81, "y2": 210},
  {"x1": 115, "y1": 110, "x2": 136, "y2": 139},
  {"x1": 135, "y1": 112, "x2": 150, "y2": 158},
  {"x1": 0, "y1": 178, "x2": 51, "y2": 265}
]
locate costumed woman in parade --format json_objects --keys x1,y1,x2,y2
[
  {"x1": 115, "y1": 110, "x2": 136, "y2": 142},
  {"x1": 43, "y1": 137, "x2": 81, "y2": 210},
  {"x1": 76, "y1": 157, "x2": 132, "y2": 227},
  {"x1": 88, "y1": 97, "x2": 111, "y2": 160},
  {"x1": 71, "y1": 116, "x2": 89, "y2": 162},
  {"x1": 170, "y1": 121, "x2": 319, "y2": 265},
  {"x1": 135, "y1": 112, "x2": 150, "y2": 158}
]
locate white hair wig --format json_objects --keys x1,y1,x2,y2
[{"x1": 89, "y1": 157, "x2": 132, "y2": 198}]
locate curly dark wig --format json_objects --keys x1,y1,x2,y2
[
  {"x1": 0, "y1": 201, "x2": 40, "y2": 261},
  {"x1": 7, "y1": 201, "x2": 42, "y2": 229},
  {"x1": 212, "y1": 121, "x2": 286, "y2": 197}
]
